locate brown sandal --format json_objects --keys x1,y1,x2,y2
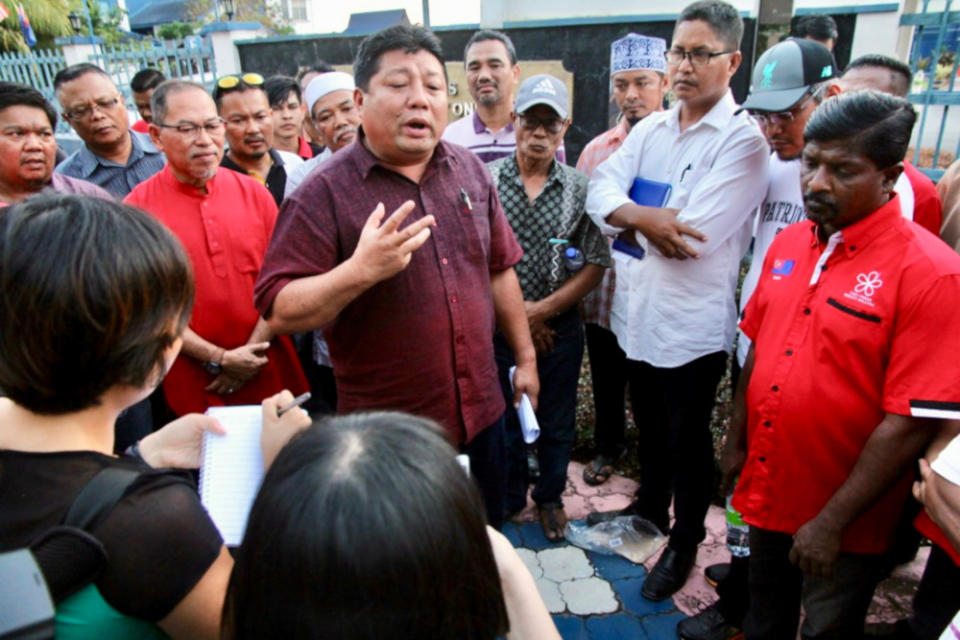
[
  {"x1": 537, "y1": 502, "x2": 568, "y2": 542},
  {"x1": 582, "y1": 454, "x2": 618, "y2": 486}
]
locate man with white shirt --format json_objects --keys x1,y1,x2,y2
[{"x1": 585, "y1": 0, "x2": 769, "y2": 601}]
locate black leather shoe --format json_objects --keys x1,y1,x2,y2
[
  {"x1": 704, "y1": 562, "x2": 730, "y2": 588},
  {"x1": 676, "y1": 602, "x2": 743, "y2": 640},
  {"x1": 641, "y1": 546, "x2": 696, "y2": 601}
]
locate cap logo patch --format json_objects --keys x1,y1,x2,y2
[
  {"x1": 821, "y1": 64, "x2": 833, "y2": 78},
  {"x1": 760, "y1": 60, "x2": 778, "y2": 88},
  {"x1": 533, "y1": 78, "x2": 557, "y2": 95}
]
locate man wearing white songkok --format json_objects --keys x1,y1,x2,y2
[
  {"x1": 284, "y1": 71, "x2": 360, "y2": 197},
  {"x1": 578, "y1": 33, "x2": 668, "y2": 489}
]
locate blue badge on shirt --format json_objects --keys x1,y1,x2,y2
[{"x1": 771, "y1": 259, "x2": 795, "y2": 275}]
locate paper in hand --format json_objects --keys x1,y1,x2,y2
[
  {"x1": 199, "y1": 405, "x2": 264, "y2": 546},
  {"x1": 509, "y1": 365, "x2": 540, "y2": 444}
]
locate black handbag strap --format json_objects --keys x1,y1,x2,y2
[{"x1": 63, "y1": 467, "x2": 141, "y2": 530}]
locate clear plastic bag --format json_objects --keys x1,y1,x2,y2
[{"x1": 564, "y1": 516, "x2": 667, "y2": 564}]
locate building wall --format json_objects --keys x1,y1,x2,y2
[{"x1": 237, "y1": 19, "x2": 757, "y2": 166}]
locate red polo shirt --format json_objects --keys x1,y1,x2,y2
[
  {"x1": 125, "y1": 166, "x2": 307, "y2": 415},
  {"x1": 254, "y1": 133, "x2": 523, "y2": 445},
  {"x1": 733, "y1": 195, "x2": 960, "y2": 554}
]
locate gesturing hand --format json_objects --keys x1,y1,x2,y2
[{"x1": 351, "y1": 201, "x2": 436, "y2": 285}]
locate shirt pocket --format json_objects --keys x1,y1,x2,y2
[
  {"x1": 459, "y1": 189, "x2": 491, "y2": 262},
  {"x1": 671, "y1": 168, "x2": 709, "y2": 208}
]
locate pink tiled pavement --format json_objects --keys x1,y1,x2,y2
[{"x1": 512, "y1": 461, "x2": 930, "y2": 624}]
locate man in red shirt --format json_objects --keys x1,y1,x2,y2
[
  {"x1": 253, "y1": 25, "x2": 539, "y2": 529},
  {"x1": 125, "y1": 79, "x2": 307, "y2": 416},
  {"x1": 723, "y1": 91, "x2": 960, "y2": 638}
]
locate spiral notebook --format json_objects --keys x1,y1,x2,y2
[{"x1": 199, "y1": 405, "x2": 264, "y2": 546}]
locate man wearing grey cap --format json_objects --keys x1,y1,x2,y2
[
  {"x1": 585, "y1": 0, "x2": 769, "y2": 601},
  {"x1": 488, "y1": 74, "x2": 611, "y2": 541},
  {"x1": 678, "y1": 36, "x2": 836, "y2": 640},
  {"x1": 578, "y1": 32, "x2": 668, "y2": 489}
]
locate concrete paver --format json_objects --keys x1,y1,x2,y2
[{"x1": 504, "y1": 461, "x2": 929, "y2": 639}]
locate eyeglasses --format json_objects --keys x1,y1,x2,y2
[
  {"x1": 156, "y1": 118, "x2": 226, "y2": 139},
  {"x1": 216, "y1": 73, "x2": 264, "y2": 90},
  {"x1": 517, "y1": 113, "x2": 565, "y2": 134},
  {"x1": 751, "y1": 93, "x2": 816, "y2": 127},
  {"x1": 65, "y1": 96, "x2": 121, "y2": 121},
  {"x1": 665, "y1": 48, "x2": 736, "y2": 67}
]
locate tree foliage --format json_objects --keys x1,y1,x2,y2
[
  {"x1": 0, "y1": 0, "x2": 71, "y2": 52},
  {"x1": 156, "y1": 21, "x2": 195, "y2": 40},
  {"x1": 186, "y1": 0, "x2": 291, "y2": 34}
]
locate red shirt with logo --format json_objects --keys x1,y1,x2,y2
[{"x1": 733, "y1": 194, "x2": 960, "y2": 553}]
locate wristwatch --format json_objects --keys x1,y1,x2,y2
[{"x1": 203, "y1": 347, "x2": 224, "y2": 375}]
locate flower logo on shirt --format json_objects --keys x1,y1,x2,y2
[{"x1": 853, "y1": 271, "x2": 883, "y2": 297}]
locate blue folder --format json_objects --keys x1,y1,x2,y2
[{"x1": 612, "y1": 177, "x2": 673, "y2": 260}]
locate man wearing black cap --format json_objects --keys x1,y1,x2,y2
[{"x1": 677, "y1": 36, "x2": 837, "y2": 640}]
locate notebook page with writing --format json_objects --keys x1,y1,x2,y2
[{"x1": 199, "y1": 405, "x2": 264, "y2": 546}]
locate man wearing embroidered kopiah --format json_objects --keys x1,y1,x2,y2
[{"x1": 724, "y1": 91, "x2": 960, "y2": 639}]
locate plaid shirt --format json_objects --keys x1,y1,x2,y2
[{"x1": 576, "y1": 118, "x2": 630, "y2": 328}]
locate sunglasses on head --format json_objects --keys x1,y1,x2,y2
[{"x1": 216, "y1": 73, "x2": 264, "y2": 90}]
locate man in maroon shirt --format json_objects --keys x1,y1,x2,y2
[{"x1": 254, "y1": 25, "x2": 539, "y2": 529}]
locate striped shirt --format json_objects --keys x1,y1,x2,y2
[
  {"x1": 443, "y1": 111, "x2": 565, "y2": 164},
  {"x1": 55, "y1": 130, "x2": 165, "y2": 198}
]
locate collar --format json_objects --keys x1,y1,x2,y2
[
  {"x1": 472, "y1": 110, "x2": 514, "y2": 134},
  {"x1": 663, "y1": 90, "x2": 737, "y2": 133},
  {"x1": 499, "y1": 153, "x2": 564, "y2": 196},
  {"x1": 349, "y1": 127, "x2": 453, "y2": 180},
  {"x1": 297, "y1": 136, "x2": 314, "y2": 159},
  {"x1": 808, "y1": 193, "x2": 903, "y2": 253},
  {"x1": 73, "y1": 130, "x2": 158, "y2": 178},
  {"x1": 160, "y1": 163, "x2": 217, "y2": 198}
]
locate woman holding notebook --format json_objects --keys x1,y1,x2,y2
[{"x1": 0, "y1": 194, "x2": 309, "y2": 639}]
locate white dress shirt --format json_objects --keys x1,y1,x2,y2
[{"x1": 586, "y1": 91, "x2": 769, "y2": 367}]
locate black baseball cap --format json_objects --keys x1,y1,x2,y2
[{"x1": 740, "y1": 38, "x2": 837, "y2": 112}]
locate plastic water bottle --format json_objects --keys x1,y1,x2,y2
[
  {"x1": 563, "y1": 246, "x2": 585, "y2": 272},
  {"x1": 725, "y1": 493, "x2": 750, "y2": 557}
]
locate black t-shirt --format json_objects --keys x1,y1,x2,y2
[{"x1": 0, "y1": 449, "x2": 223, "y2": 621}]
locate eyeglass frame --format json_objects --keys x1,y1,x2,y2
[
  {"x1": 516, "y1": 112, "x2": 566, "y2": 134},
  {"x1": 751, "y1": 91, "x2": 816, "y2": 128},
  {"x1": 664, "y1": 48, "x2": 736, "y2": 67},
  {"x1": 64, "y1": 96, "x2": 122, "y2": 121},
  {"x1": 155, "y1": 118, "x2": 227, "y2": 140}
]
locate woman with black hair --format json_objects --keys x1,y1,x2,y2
[
  {"x1": 224, "y1": 411, "x2": 560, "y2": 640},
  {"x1": 0, "y1": 193, "x2": 310, "y2": 639}
]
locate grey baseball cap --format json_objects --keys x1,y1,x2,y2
[
  {"x1": 514, "y1": 74, "x2": 570, "y2": 119},
  {"x1": 741, "y1": 38, "x2": 837, "y2": 112}
]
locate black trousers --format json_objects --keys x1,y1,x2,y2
[
  {"x1": 625, "y1": 350, "x2": 727, "y2": 550},
  {"x1": 462, "y1": 413, "x2": 507, "y2": 530},
  {"x1": 584, "y1": 323, "x2": 629, "y2": 459},
  {"x1": 744, "y1": 527, "x2": 888, "y2": 640},
  {"x1": 905, "y1": 544, "x2": 960, "y2": 639}
]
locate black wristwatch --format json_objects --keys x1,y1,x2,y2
[{"x1": 203, "y1": 347, "x2": 224, "y2": 375}]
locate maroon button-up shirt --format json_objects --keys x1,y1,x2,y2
[{"x1": 254, "y1": 133, "x2": 523, "y2": 445}]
